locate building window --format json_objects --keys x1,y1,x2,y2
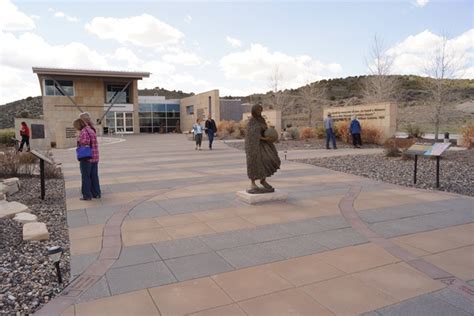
[
  {"x1": 139, "y1": 103, "x2": 181, "y2": 133},
  {"x1": 106, "y1": 83, "x2": 130, "y2": 103},
  {"x1": 186, "y1": 105, "x2": 194, "y2": 115},
  {"x1": 44, "y1": 79, "x2": 74, "y2": 96}
]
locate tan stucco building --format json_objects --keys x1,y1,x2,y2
[{"x1": 33, "y1": 67, "x2": 150, "y2": 148}]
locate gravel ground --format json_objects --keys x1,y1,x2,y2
[
  {"x1": 225, "y1": 138, "x2": 380, "y2": 151},
  {"x1": 0, "y1": 176, "x2": 69, "y2": 315},
  {"x1": 296, "y1": 150, "x2": 474, "y2": 197}
]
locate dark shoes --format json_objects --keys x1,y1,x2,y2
[{"x1": 80, "y1": 197, "x2": 92, "y2": 201}]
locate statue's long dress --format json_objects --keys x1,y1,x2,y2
[{"x1": 245, "y1": 117, "x2": 281, "y2": 180}]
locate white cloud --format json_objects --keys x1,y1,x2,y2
[
  {"x1": 54, "y1": 11, "x2": 79, "y2": 22},
  {"x1": 415, "y1": 0, "x2": 429, "y2": 7},
  {"x1": 226, "y1": 36, "x2": 242, "y2": 48},
  {"x1": 184, "y1": 15, "x2": 192, "y2": 23},
  {"x1": 162, "y1": 51, "x2": 203, "y2": 66},
  {"x1": 0, "y1": 0, "x2": 35, "y2": 31},
  {"x1": 387, "y1": 29, "x2": 474, "y2": 78},
  {"x1": 30, "y1": 15, "x2": 40, "y2": 20},
  {"x1": 85, "y1": 14, "x2": 184, "y2": 47},
  {"x1": 219, "y1": 43, "x2": 342, "y2": 90}
]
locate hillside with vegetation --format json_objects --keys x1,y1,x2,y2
[{"x1": 1, "y1": 76, "x2": 472, "y2": 132}]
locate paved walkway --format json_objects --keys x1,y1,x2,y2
[{"x1": 39, "y1": 134, "x2": 473, "y2": 316}]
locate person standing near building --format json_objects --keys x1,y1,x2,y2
[
  {"x1": 74, "y1": 118, "x2": 101, "y2": 200},
  {"x1": 193, "y1": 118, "x2": 204, "y2": 150},
  {"x1": 18, "y1": 121, "x2": 31, "y2": 152},
  {"x1": 205, "y1": 115, "x2": 217, "y2": 150},
  {"x1": 324, "y1": 113, "x2": 337, "y2": 149},
  {"x1": 349, "y1": 115, "x2": 362, "y2": 148}
]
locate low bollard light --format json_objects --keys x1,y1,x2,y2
[{"x1": 47, "y1": 246, "x2": 63, "y2": 284}]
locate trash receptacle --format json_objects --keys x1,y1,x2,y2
[{"x1": 444, "y1": 132, "x2": 450, "y2": 143}]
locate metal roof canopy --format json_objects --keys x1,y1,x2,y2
[{"x1": 32, "y1": 67, "x2": 150, "y2": 79}]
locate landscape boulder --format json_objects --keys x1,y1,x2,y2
[
  {"x1": 0, "y1": 201, "x2": 30, "y2": 219},
  {"x1": 23, "y1": 222, "x2": 49, "y2": 241},
  {"x1": 13, "y1": 212, "x2": 38, "y2": 224},
  {"x1": 1, "y1": 178, "x2": 20, "y2": 196}
]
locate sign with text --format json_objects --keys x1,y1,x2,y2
[
  {"x1": 406, "y1": 143, "x2": 450, "y2": 156},
  {"x1": 31, "y1": 124, "x2": 45, "y2": 139}
]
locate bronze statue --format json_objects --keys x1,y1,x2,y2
[{"x1": 245, "y1": 104, "x2": 281, "y2": 194}]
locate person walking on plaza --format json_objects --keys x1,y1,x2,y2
[
  {"x1": 18, "y1": 121, "x2": 31, "y2": 152},
  {"x1": 349, "y1": 115, "x2": 362, "y2": 148},
  {"x1": 324, "y1": 113, "x2": 337, "y2": 149},
  {"x1": 205, "y1": 115, "x2": 217, "y2": 150},
  {"x1": 74, "y1": 118, "x2": 101, "y2": 200},
  {"x1": 193, "y1": 118, "x2": 204, "y2": 150}
]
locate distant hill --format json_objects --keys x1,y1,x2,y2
[
  {"x1": 1, "y1": 76, "x2": 472, "y2": 131},
  {"x1": 243, "y1": 75, "x2": 474, "y2": 131},
  {"x1": 138, "y1": 87, "x2": 193, "y2": 99}
]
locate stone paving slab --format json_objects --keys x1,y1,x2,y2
[
  {"x1": 106, "y1": 261, "x2": 176, "y2": 295},
  {"x1": 43, "y1": 135, "x2": 474, "y2": 316}
]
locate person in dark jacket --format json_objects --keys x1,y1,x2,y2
[
  {"x1": 205, "y1": 115, "x2": 217, "y2": 150},
  {"x1": 349, "y1": 116, "x2": 362, "y2": 148},
  {"x1": 18, "y1": 122, "x2": 31, "y2": 152}
]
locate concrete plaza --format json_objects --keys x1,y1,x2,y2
[{"x1": 40, "y1": 134, "x2": 473, "y2": 316}]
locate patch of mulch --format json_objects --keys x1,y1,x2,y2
[
  {"x1": 0, "y1": 176, "x2": 69, "y2": 315},
  {"x1": 224, "y1": 138, "x2": 381, "y2": 151},
  {"x1": 296, "y1": 150, "x2": 474, "y2": 197}
]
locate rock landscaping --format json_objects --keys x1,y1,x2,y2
[
  {"x1": 297, "y1": 149, "x2": 474, "y2": 197},
  {"x1": 0, "y1": 176, "x2": 69, "y2": 315},
  {"x1": 225, "y1": 138, "x2": 380, "y2": 151}
]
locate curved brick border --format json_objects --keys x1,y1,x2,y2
[
  {"x1": 35, "y1": 189, "x2": 172, "y2": 316},
  {"x1": 339, "y1": 185, "x2": 474, "y2": 302}
]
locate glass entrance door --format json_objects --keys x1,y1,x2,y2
[{"x1": 106, "y1": 112, "x2": 134, "y2": 134}]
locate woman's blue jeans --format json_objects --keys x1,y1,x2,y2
[{"x1": 80, "y1": 161, "x2": 101, "y2": 199}]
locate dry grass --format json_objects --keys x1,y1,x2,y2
[
  {"x1": 334, "y1": 121, "x2": 383, "y2": 145},
  {"x1": 459, "y1": 123, "x2": 474, "y2": 148},
  {"x1": 217, "y1": 120, "x2": 247, "y2": 139},
  {"x1": 299, "y1": 127, "x2": 316, "y2": 140}
]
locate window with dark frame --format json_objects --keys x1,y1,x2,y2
[
  {"x1": 106, "y1": 83, "x2": 130, "y2": 103},
  {"x1": 186, "y1": 105, "x2": 194, "y2": 115},
  {"x1": 44, "y1": 80, "x2": 74, "y2": 96}
]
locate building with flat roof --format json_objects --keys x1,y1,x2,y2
[
  {"x1": 32, "y1": 67, "x2": 244, "y2": 147},
  {"x1": 33, "y1": 67, "x2": 150, "y2": 148}
]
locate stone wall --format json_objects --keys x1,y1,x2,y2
[
  {"x1": 323, "y1": 102, "x2": 397, "y2": 141},
  {"x1": 243, "y1": 110, "x2": 282, "y2": 134},
  {"x1": 14, "y1": 118, "x2": 51, "y2": 150}
]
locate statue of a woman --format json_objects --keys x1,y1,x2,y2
[{"x1": 245, "y1": 104, "x2": 281, "y2": 193}]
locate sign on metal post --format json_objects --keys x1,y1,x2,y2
[
  {"x1": 29, "y1": 150, "x2": 54, "y2": 200},
  {"x1": 405, "y1": 143, "x2": 450, "y2": 188}
]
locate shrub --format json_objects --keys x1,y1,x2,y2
[
  {"x1": 334, "y1": 121, "x2": 383, "y2": 145},
  {"x1": 383, "y1": 137, "x2": 416, "y2": 157},
  {"x1": 333, "y1": 121, "x2": 351, "y2": 143},
  {"x1": 288, "y1": 127, "x2": 300, "y2": 140},
  {"x1": 361, "y1": 125, "x2": 383, "y2": 145},
  {"x1": 0, "y1": 149, "x2": 62, "y2": 178},
  {"x1": 0, "y1": 128, "x2": 15, "y2": 145},
  {"x1": 405, "y1": 123, "x2": 423, "y2": 138},
  {"x1": 299, "y1": 127, "x2": 315, "y2": 140},
  {"x1": 459, "y1": 122, "x2": 474, "y2": 148},
  {"x1": 217, "y1": 120, "x2": 247, "y2": 139},
  {"x1": 315, "y1": 126, "x2": 326, "y2": 139}
]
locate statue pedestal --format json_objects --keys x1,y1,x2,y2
[{"x1": 236, "y1": 190, "x2": 288, "y2": 205}]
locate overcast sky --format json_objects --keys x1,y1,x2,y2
[{"x1": 0, "y1": 0, "x2": 473, "y2": 104}]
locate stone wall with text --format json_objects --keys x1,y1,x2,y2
[{"x1": 323, "y1": 103, "x2": 397, "y2": 141}]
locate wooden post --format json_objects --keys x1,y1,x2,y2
[{"x1": 414, "y1": 155, "x2": 418, "y2": 184}]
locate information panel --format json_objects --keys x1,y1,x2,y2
[{"x1": 406, "y1": 143, "x2": 450, "y2": 157}]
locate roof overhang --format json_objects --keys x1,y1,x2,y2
[{"x1": 32, "y1": 67, "x2": 150, "y2": 79}]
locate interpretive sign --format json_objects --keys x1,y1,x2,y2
[
  {"x1": 405, "y1": 143, "x2": 450, "y2": 188},
  {"x1": 66, "y1": 127, "x2": 76, "y2": 139},
  {"x1": 31, "y1": 124, "x2": 45, "y2": 139}
]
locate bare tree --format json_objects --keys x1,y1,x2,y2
[
  {"x1": 267, "y1": 66, "x2": 292, "y2": 112},
  {"x1": 298, "y1": 81, "x2": 327, "y2": 126},
  {"x1": 424, "y1": 34, "x2": 461, "y2": 140},
  {"x1": 363, "y1": 35, "x2": 398, "y2": 103}
]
